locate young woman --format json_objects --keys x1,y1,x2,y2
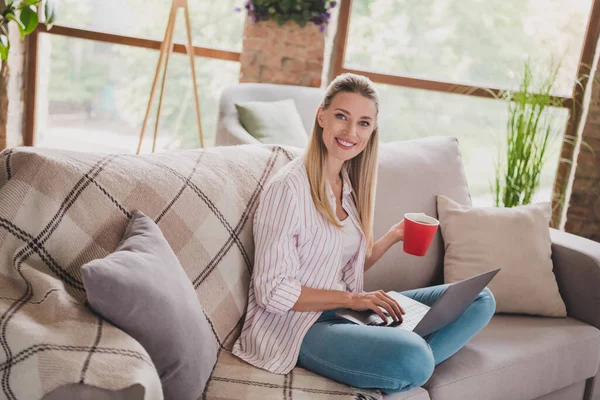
[{"x1": 232, "y1": 73, "x2": 496, "y2": 393}]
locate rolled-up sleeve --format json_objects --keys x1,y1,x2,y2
[{"x1": 252, "y1": 178, "x2": 302, "y2": 315}]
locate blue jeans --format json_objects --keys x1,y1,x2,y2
[{"x1": 297, "y1": 284, "x2": 496, "y2": 394}]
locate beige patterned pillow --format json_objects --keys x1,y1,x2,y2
[{"x1": 436, "y1": 195, "x2": 567, "y2": 317}]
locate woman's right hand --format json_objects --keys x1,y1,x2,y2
[{"x1": 348, "y1": 290, "x2": 405, "y2": 323}]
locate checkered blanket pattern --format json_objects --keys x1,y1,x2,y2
[{"x1": 0, "y1": 145, "x2": 382, "y2": 400}]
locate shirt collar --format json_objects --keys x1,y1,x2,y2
[{"x1": 326, "y1": 163, "x2": 353, "y2": 200}]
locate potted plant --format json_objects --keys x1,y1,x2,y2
[
  {"x1": 492, "y1": 59, "x2": 597, "y2": 218},
  {"x1": 0, "y1": 0, "x2": 56, "y2": 149},
  {"x1": 236, "y1": 0, "x2": 337, "y2": 86}
]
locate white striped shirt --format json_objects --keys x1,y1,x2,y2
[
  {"x1": 232, "y1": 155, "x2": 367, "y2": 374},
  {"x1": 332, "y1": 217, "x2": 362, "y2": 291}
]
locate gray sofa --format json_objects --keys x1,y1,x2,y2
[{"x1": 19, "y1": 136, "x2": 600, "y2": 400}]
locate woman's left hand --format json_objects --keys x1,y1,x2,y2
[{"x1": 387, "y1": 219, "x2": 405, "y2": 243}]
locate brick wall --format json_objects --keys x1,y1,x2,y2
[
  {"x1": 565, "y1": 61, "x2": 600, "y2": 242},
  {"x1": 239, "y1": 19, "x2": 326, "y2": 88}
]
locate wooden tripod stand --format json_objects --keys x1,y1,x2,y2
[{"x1": 136, "y1": 0, "x2": 204, "y2": 154}]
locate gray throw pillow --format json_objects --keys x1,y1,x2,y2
[
  {"x1": 82, "y1": 211, "x2": 218, "y2": 400},
  {"x1": 235, "y1": 99, "x2": 309, "y2": 147}
]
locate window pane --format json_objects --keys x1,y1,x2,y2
[
  {"x1": 346, "y1": 0, "x2": 592, "y2": 96},
  {"x1": 375, "y1": 84, "x2": 568, "y2": 206},
  {"x1": 35, "y1": 34, "x2": 240, "y2": 153},
  {"x1": 56, "y1": 0, "x2": 245, "y2": 52}
]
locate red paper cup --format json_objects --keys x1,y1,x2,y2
[{"x1": 403, "y1": 213, "x2": 439, "y2": 257}]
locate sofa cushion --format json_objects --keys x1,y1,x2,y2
[
  {"x1": 531, "y1": 382, "x2": 587, "y2": 400},
  {"x1": 382, "y1": 387, "x2": 431, "y2": 400},
  {"x1": 42, "y1": 384, "x2": 145, "y2": 400},
  {"x1": 437, "y1": 195, "x2": 567, "y2": 317},
  {"x1": 367, "y1": 136, "x2": 471, "y2": 293},
  {"x1": 594, "y1": 367, "x2": 600, "y2": 400},
  {"x1": 423, "y1": 315, "x2": 600, "y2": 400},
  {"x1": 82, "y1": 211, "x2": 218, "y2": 400},
  {"x1": 235, "y1": 99, "x2": 309, "y2": 147},
  {"x1": 204, "y1": 350, "x2": 383, "y2": 399}
]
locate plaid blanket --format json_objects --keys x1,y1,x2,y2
[{"x1": 0, "y1": 145, "x2": 382, "y2": 400}]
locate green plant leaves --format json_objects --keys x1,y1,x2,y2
[
  {"x1": 18, "y1": 4, "x2": 38, "y2": 39},
  {"x1": 0, "y1": 0, "x2": 54, "y2": 63},
  {"x1": 5, "y1": 11, "x2": 26, "y2": 31},
  {"x1": 0, "y1": 34, "x2": 9, "y2": 62},
  {"x1": 493, "y1": 60, "x2": 562, "y2": 208}
]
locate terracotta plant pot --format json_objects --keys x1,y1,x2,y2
[{"x1": 239, "y1": 19, "x2": 325, "y2": 87}]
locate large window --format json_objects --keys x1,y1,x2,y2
[
  {"x1": 32, "y1": 0, "x2": 244, "y2": 153},
  {"x1": 336, "y1": 0, "x2": 594, "y2": 206},
  {"x1": 345, "y1": 0, "x2": 591, "y2": 96},
  {"x1": 27, "y1": 0, "x2": 597, "y2": 209}
]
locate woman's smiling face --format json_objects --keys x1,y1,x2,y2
[{"x1": 317, "y1": 91, "x2": 377, "y2": 163}]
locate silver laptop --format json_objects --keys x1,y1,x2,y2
[{"x1": 336, "y1": 268, "x2": 500, "y2": 337}]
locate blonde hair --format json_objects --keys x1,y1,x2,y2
[{"x1": 304, "y1": 73, "x2": 379, "y2": 257}]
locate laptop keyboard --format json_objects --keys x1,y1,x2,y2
[
  {"x1": 395, "y1": 303, "x2": 428, "y2": 330},
  {"x1": 366, "y1": 295, "x2": 430, "y2": 330}
]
